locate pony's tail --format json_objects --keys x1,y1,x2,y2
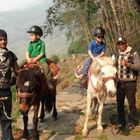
[{"x1": 45, "y1": 92, "x2": 53, "y2": 113}]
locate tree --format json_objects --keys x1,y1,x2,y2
[
  {"x1": 44, "y1": 0, "x2": 100, "y2": 45},
  {"x1": 102, "y1": 0, "x2": 140, "y2": 54},
  {"x1": 44, "y1": 0, "x2": 140, "y2": 55}
]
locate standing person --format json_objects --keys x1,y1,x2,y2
[
  {"x1": 26, "y1": 25, "x2": 51, "y2": 79},
  {"x1": 81, "y1": 27, "x2": 107, "y2": 84},
  {"x1": 115, "y1": 36, "x2": 140, "y2": 131},
  {"x1": 0, "y1": 29, "x2": 19, "y2": 139}
]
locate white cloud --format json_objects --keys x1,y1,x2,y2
[{"x1": 0, "y1": 0, "x2": 44, "y2": 12}]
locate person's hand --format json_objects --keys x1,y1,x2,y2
[
  {"x1": 92, "y1": 57, "x2": 96, "y2": 61},
  {"x1": 32, "y1": 58, "x2": 38, "y2": 63},
  {"x1": 27, "y1": 58, "x2": 33, "y2": 63},
  {"x1": 121, "y1": 59, "x2": 128, "y2": 66}
]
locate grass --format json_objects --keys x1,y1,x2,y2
[
  {"x1": 11, "y1": 85, "x2": 21, "y2": 122},
  {"x1": 98, "y1": 135, "x2": 109, "y2": 140},
  {"x1": 74, "y1": 135, "x2": 83, "y2": 140}
]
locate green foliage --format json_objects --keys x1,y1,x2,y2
[
  {"x1": 44, "y1": 0, "x2": 100, "y2": 40},
  {"x1": 68, "y1": 37, "x2": 87, "y2": 55},
  {"x1": 127, "y1": 11, "x2": 140, "y2": 24}
]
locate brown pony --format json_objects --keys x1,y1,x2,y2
[{"x1": 16, "y1": 63, "x2": 57, "y2": 140}]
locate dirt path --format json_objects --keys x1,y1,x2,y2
[{"x1": 13, "y1": 85, "x2": 140, "y2": 140}]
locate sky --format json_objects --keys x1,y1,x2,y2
[{"x1": 0, "y1": 0, "x2": 44, "y2": 12}]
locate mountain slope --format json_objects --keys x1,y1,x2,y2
[{"x1": 0, "y1": 0, "x2": 69, "y2": 62}]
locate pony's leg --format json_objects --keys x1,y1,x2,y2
[
  {"x1": 32, "y1": 104, "x2": 40, "y2": 140},
  {"x1": 91, "y1": 97, "x2": 99, "y2": 115},
  {"x1": 39, "y1": 99, "x2": 45, "y2": 122},
  {"x1": 22, "y1": 115, "x2": 29, "y2": 139},
  {"x1": 97, "y1": 103, "x2": 104, "y2": 133},
  {"x1": 52, "y1": 93, "x2": 57, "y2": 120},
  {"x1": 82, "y1": 91, "x2": 92, "y2": 137},
  {"x1": 51, "y1": 80, "x2": 57, "y2": 120}
]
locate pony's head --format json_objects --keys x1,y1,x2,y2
[
  {"x1": 16, "y1": 66, "x2": 42, "y2": 115},
  {"x1": 98, "y1": 57, "x2": 117, "y2": 97},
  {"x1": 90, "y1": 57, "x2": 117, "y2": 97}
]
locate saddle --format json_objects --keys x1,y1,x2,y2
[{"x1": 46, "y1": 58, "x2": 60, "y2": 78}]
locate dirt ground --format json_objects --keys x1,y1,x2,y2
[{"x1": 11, "y1": 84, "x2": 140, "y2": 140}]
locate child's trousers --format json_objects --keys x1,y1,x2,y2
[{"x1": 82, "y1": 57, "x2": 92, "y2": 75}]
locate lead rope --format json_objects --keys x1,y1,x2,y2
[{"x1": 1, "y1": 100, "x2": 12, "y2": 120}]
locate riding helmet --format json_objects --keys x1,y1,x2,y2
[
  {"x1": 93, "y1": 27, "x2": 105, "y2": 36},
  {"x1": 27, "y1": 25, "x2": 43, "y2": 36}
]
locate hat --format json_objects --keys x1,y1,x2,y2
[{"x1": 117, "y1": 37, "x2": 127, "y2": 44}]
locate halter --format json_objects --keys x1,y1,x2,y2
[
  {"x1": 88, "y1": 70, "x2": 115, "y2": 93},
  {"x1": 102, "y1": 76, "x2": 116, "y2": 83},
  {"x1": 17, "y1": 92, "x2": 34, "y2": 98},
  {"x1": 17, "y1": 91, "x2": 37, "y2": 111}
]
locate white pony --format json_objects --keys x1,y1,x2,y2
[{"x1": 82, "y1": 56, "x2": 117, "y2": 136}]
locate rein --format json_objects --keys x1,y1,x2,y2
[
  {"x1": 88, "y1": 70, "x2": 101, "y2": 93},
  {"x1": 24, "y1": 62, "x2": 39, "y2": 68}
]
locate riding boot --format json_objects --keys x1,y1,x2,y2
[{"x1": 80, "y1": 74, "x2": 87, "y2": 88}]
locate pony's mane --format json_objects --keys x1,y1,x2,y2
[
  {"x1": 98, "y1": 56, "x2": 115, "y2": 66},
  {"x1": 90, "y1": 56, "x2": 115, "y2": 75},
  {"x1": 16, "y1": 66, "x2": 42, "y2": 87}
]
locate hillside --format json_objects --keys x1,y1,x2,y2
[
  {"x1": 56, "y1": 54, "x2": 87, "y2": 91},
  {"x1": 0, "y1": 0, "x2": 69, "y2": 62}
]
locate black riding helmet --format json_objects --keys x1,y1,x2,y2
[
  {"x1": 27, "y1": 25, "x2": 43, "y2": 36},
  {"x1": 0, "y1": 29, "x2": 7, "y2": 39},
  {"x1": 93, "y1": 27, "x2": 105, "y2": 36}
]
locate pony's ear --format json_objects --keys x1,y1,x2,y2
[
  {"x1": 114, "y1": 67, "x2": 117, "y2": 73},
  {"x1": 111, "y1": 55, "x2": 116, "y2": 65},
  {"x1": 111, "y1": 55, "x2": 115, "y2": 60}
]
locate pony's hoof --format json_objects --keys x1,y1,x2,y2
[
  {"x1": 22, "y1": 133, "x2": 29, "y2": 139},
  {"x1": 97, "y1": 126, "x2": 103, "y2": 133},
  {"x1": 22, "y1": 137, "x2": 29, "y2": 140},
  {"x1": 53, "y1": 117, "x2": 57, "y2": 121},
  {"x1": 82, "y1": 129, "x2": 88, "y2": 137},
  {"x1": 39, "y1": 118, "x2": 44, "y2": 123},
  {"x1": 32, "y1": 135, "x2": 39, "y2": 140}
]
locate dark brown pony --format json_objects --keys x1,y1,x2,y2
[{"x1": 16, "y1": 63, "x2": 57, "y2": 140}]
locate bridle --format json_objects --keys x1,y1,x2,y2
[
  {"x1": 88, "y1": 70, "x2": 116, "y2": 93},
  {"x1": 17, "y1": 92, "x2": 33, "y2": 98},
  {"x1": 102, "y1": 76, "x2": 116, "y2": 84},
  {"x1": 17, "y1": 90, "x2": 37, "y2": 109}
]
